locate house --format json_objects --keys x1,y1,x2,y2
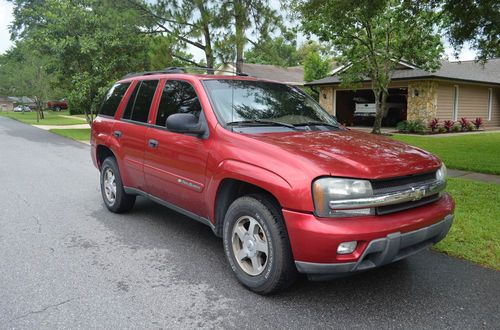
[
  {"x1": 0, "y1": 96, "x2": 37, "y2": 111},
  {"x1": 307, "y1": 58, "x2": 500, "y2": 127},
  {"x1": 0, "y1": 96, "x2": 14, "y2": 112},
  {"x1": 216, "y1": 63, "x2": 305, "y2": 86}
]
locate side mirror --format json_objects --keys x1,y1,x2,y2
[{"x1": 166, "y1": 113, "x2": 205, "y2": 135}]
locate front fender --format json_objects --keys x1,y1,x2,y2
[{"x1": 205, "y1": 159, "x2": 314, "y2": 223}]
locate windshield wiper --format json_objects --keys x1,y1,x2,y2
[
  {"x1": 226, "y1": 120, "x2": 297, "y2": 129},
  {"x1": 293, "y1": 122, "x2": 341, "y2": 129}
]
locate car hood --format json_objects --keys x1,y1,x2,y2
[{"x1": 247, "y1": 129, "x2": 441, "y2": 179}]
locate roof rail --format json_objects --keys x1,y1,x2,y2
[{"x1": 121, "y1": 66, "x2": 249, "y2": 79}]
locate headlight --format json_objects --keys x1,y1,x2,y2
[
  {"x1": 436, "y1": 163, "x2": 447, "y2": 182},
  {"x1": 312, "y1": 177, "x2": 373, "y2": 217}
]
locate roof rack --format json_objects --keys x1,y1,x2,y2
[{"x1": 121, "y1": 66, "x2": 249, "y2": 79}]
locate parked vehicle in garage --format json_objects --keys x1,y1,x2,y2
[
  {"x1": 353, "y1": 94, "x2": 407, "y2": 126},
  {"x1": 91, "y1": 68, "x2": 454, "y2": 294},
  {"x1": 47, "y1": 99, "x2": 68, "y2": 111}
]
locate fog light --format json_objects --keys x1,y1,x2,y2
[{"x1": 337, "y1": 241, "x2": 357, "y2": 255}]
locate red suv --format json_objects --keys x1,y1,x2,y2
[{"x1": 91, "y1": 69, "x2": 454, "y2": 294}]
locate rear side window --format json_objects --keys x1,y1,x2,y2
[
  {"x1": 99, "y1": 82, "x2": 131, "y2": 117},
  {"x1": 155, "y1": 80, "x2": 202, "y2": 127},
  {"x1": 122, "y1": 80, "x2": 159, "y2": 123}
]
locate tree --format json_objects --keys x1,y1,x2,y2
[
  {"x1": 245, "y1": 36, "x2": 301, "y2": 67},
  {"x1": 0, "y1": 42, "x2": 54, "y2": 122},
  {"x1": 10, "y1": 0, "x2": 150, "y2": 123},
  {"x1": 148, "y1": 35, "x2": 195, "y2": 70},
  {"x1": 219, "y1": 0, "x2": 285, "y2": 73},
  {"x1": 130, "y1": 0, "x2": 218, "y2": 71},
  {"x1": 441, "y1": 0, "x2": 500, "y2": 61},
  {"x1": 303, "y1": 49, "x2": 331, "y2": 82},
  {"x1": 296, "y1": 0, "x2": 444, "y2": 134}
]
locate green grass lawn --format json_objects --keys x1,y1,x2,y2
[
  {"x1": 0, "y1": 110, "x2": 85, "y2": 125},
  {"x1": 434, "y1": 177, "x2": 500, "y2": 270},
  {"x1": 49, "y1": 128, "x2": 90, "y2": 141},
  {"x1": 393, "y1": 132, "x2": 500, "y2": 175}
]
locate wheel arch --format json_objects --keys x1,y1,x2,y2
[
  {"x1": 95, "y1": 144, "x2": 116, "y2": 170},
  {"x1": 208, "y1": 160, "x2": 293, "y2": 237}
]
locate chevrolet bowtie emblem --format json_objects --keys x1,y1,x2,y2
[{"x1": 411, "y1": 186, "x2": 426, "y2": 201}]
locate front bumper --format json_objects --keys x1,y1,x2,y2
[
  {"x1": 295, "y1": 214, "x2": 453, "y2": 280},
  {"x1": 282, "y1": 193, "x2": 455, "y2": 278}
]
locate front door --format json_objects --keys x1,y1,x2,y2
[
  {"x1": 114, "y1": 79, "x2": 159, "y2": 190},
  {"x1": 144, "y1": 80, "x2": 211, "y2": 217}
]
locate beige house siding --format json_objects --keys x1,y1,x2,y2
[
  {"x1": 490, "y1": 88, "x2": 500, "y2": 126},
  {"x1": 437, "y1": 82, "x2": 499, "y2": 127}
]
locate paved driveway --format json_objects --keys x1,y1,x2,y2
[{"x1": 0, "y1": 117, "x2": 499, "y2": 329}]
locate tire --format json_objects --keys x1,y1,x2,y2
[
  {"x1": 100, "y1": 157, "x2": 136, "y2": 213},
  {"x1": 223, "y1": 194, "x2": 297, "y2": 294}
]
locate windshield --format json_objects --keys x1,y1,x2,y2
[{"x1": 202, "y1": 79, "x2": 340, "y2": 129}]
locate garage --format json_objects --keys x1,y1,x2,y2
[{"x1": 334, "y1": 88, "x2": 408, "y2": 126}]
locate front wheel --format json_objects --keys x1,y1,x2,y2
[
  {"x1": 100, "y1": 157, "x2": 135, "y2": 213},
  {"x1": 223, "y1": 194, "x2": 297, "y2": 294}
]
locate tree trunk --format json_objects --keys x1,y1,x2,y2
[
  {"x1": 234, "y1": 0, "x2": 245, "y2": 74},
  {"x1": 371, "y1": 89, "x2": 387, "y2": 134},
  {"x1": 203, "y1": 26, "x2": 214, "y2": 75}
]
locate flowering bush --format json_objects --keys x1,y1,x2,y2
[
  {"x1": 458, "y1": 117, "x2": 470, "y2": 131},
  {"x1": 443, "y1": 120, "x2": 454, "y2": 132},
  {"x1": 473, "y1": 117, "x2": 483, "y2": 130},
  {"x1": 429, "y1": 118, "x2": 439, "y2": 132}
]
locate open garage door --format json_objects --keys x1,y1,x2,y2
[{"x1": 335, "y1": 88, "x2": 407, "y2": 127}]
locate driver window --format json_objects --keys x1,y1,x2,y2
[{"x1": 155, "y1": 80, "x2": 202, "y2": 127}]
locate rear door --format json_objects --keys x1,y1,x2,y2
[
  {"x1": 144, "y1": 79, "x2": 211, "y2": 217},
  {"x1": 113, "y1": 79, "x2": 159, "y2": 190}
]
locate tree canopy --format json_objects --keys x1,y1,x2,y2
[
  {"x1": 296, "y1": 0, "x2": 444, "y2": 133},
  {"x1": 441, "y1": 0, "x2": 500, "y2": 61}
]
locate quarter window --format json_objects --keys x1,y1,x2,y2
[
  {"x1": 155, "y1": 80, "x2": 202, "y2": 127},
  {"x1": 122, "y1": 80, "x2": 159, "y2": 123},
  {"x1": 99, "y1": 82, "x2": 131, "y2": 117}
]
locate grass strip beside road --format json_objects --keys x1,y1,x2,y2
[
  {"x1": 392, "y1": 132, "x2": 500, "y2": 175},
  {"x1": 434, "y1": 177, "x2": 500, "y2": 270},
  {"x1": 50, "y1": 128, "x2": 90, "y2": 142},
  {"x1": 0, "y1": 110, "x2": 84, "y2": 125}
]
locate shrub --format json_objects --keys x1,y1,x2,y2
[
  {"x1": 452, "y1": 124, "x2": 461, "y2": 132},
  {"x1": 473, "y1": 117, "x2": 483, "y2": 130},
  {"x1": 443, "y1": 120, "x2": 454, "y2": 132},
  {"x1": 397, "y1": 120, "x2": 426, "y2": 133},
  {"x1": 458, "y1": 117, "x2": 470, "y2": 131},
  {"x1": 438, "y1": 127, "x2": 447, "y2": 133},
  {"x1": 429, "y1": 118, "x2": 439, "y2": 132}
]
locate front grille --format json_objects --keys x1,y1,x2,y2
[
  {"x1": 376, "y1": 194, "x2": 441, "y2": 215},
  {"x1": 371, "y1": 171, "x2": 440, "y2": 215},
  {"x1": 371, "y1": 171, "x2": 437, "y2": 194}
]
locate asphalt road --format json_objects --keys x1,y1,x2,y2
[{"x1": 0, "y1": 116, "x2": 499, "y2": 329}]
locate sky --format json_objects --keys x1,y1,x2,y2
[{"x1": 0, "y1": 0, "x2": 478, "y2": 62}]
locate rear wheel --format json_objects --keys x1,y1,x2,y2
[
  {"x1": 100, "y1": 157, "x2": 135, "y2": 213},
  {"x1": 223, "y1": 194, "x2": 297, "y2": 294}
]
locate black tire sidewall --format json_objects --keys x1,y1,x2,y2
[
  {"x1": 223, "y1": 197, "x2": 287, "y2": 292},
  {"x1": 100, "y1": 157, "x2": 124, "y2": 212}
]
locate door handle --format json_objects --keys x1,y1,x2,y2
[
  {"x1": 148, "y1": 139, "x2": 159, "y2": 148},
  {"x1": 113, "y1": 130, "x2": 122, "y2": 138}
]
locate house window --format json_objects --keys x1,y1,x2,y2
[
  {"x1": 453, "y1": 85, "x2": 459, "y2": 121},
  {"x1": 488, "y1": 88, "x2": 493, "y2": 121}
]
